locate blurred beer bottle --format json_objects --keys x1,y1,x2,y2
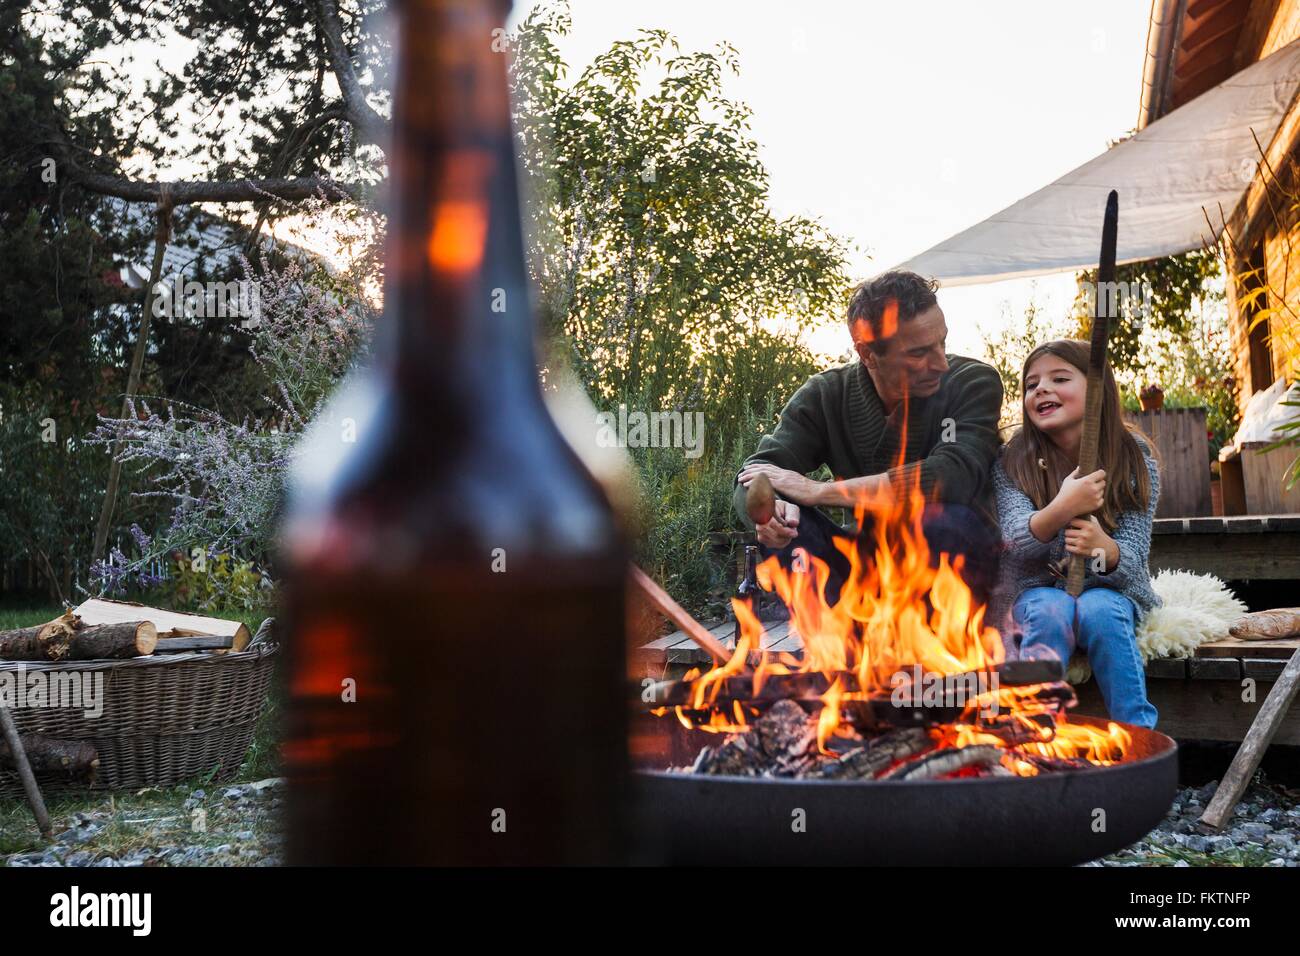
[{"x1": 280, "y1": 0, "x2": 629, "y2": 864}]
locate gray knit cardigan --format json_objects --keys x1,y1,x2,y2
[{"x1": 987, "y1": 438, "x2": 1162, "y2": 656}]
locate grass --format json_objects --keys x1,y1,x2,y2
[
  {"x1": 0, "y1": 597, "x2": 283, "y2": 862},
  {"x1": 1110, "y1": 840, "x2": 1282, "y2": 867},
  {"x1": 0, "y1": 603, "x2": 67, "y2": 631}
]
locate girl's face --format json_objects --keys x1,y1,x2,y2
[{"x1": 1023, "y1": 353, "x2": 1086, "y2": 435}]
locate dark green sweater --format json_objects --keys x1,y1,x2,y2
[{"x1": 733, "y1": 356, "x2": 1005, "y2": 527}]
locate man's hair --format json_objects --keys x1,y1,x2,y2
[{"x1": 846, "y1": 270, "x2": 939, "y2": 355}]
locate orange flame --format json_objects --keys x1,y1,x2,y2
[{"x1": 668, "y1": 415, "x2": 1130, "y2": 777}]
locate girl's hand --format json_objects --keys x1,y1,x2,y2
[
  {"x1": 1056, "y1": 466, "x2": 1106, "y2": 517},
  {"x1": 1063, "y1": 516, "x2": 1118, "y2": 570}
]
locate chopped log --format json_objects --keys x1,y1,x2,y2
[
  {"x1": 154, "y1": 634, "x2": 235, "y2": 652},
  {"x1": 73, "y1": 599, "x2": 249, "y2": 650},
  {"x1": 67, "y1": 621, "x2": 158, "y2": 659},
  {"x1": 879, "y1": 744, "x2": 1004, "y2": 781},
  {"x1": 0, "y1": 612, "x2": 78, "y2": 661},
  {"x1": 0, "y1": 734, "x2": 99, "y2": 782},
  {"x1": 0, "y1": 707, "x2": 52, "y2": 837}
]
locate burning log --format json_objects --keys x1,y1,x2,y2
[
  {"x1": 805, "y1": 728, "x2": 933, "y2": 780},
  {"x1": 0, "y1": 734, "x2": 99, "y2": 782},
  {"x1": 691, "y1": 700, "x2": 824, "y2": 777},
  {"x1": 646, "y1": 659, "x2": 1066, "y2": 709},
  {"x1": 688, "y1": 700, "x2": 938, "y2": 781},
  {"x1": 1014, "y1": 753, "x2": 1097, "y2": 774},
  {"x1": 879, "y1": 744, "x2": 1004, "y2": 781}
]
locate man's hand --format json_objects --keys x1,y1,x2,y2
[
  {"x1": 755, "y1": 499, "x2": 800, "y2": 549},
  {"x1": 738, "y1": 463, "x2": 822, "y2": 505},
  {"x1": 1063, "y1": 516, "x2": 1118, "y2": 571}
]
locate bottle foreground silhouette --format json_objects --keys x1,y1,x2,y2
[{"x1": 280, "y1": 0, "x2": 630, "y2": 865}]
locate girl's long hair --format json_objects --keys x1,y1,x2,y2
[{"x1": 1002, "y1": 339, "x2": 1154, "y2": 531}]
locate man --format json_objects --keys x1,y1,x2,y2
[{"x1": 734, "y1": 269, "x2": 1004, "y2": 605}]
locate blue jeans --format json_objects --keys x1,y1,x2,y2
[{"x1": 1011, "y1": 586, "x2": 1158, "y2": 729}]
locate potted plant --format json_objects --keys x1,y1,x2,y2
[{"x1": 1140, "y1": 383, "x2": 1165, "y2": 411}]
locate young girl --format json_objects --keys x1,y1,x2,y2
[{"x1": 990, "y1": 339, "x2": 1160, "y2": 728}]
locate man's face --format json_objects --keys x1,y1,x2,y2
[{"x1": 857, "y1": 304, "x2": 949, "y2": 403}]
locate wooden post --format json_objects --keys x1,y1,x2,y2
[
  {"x1": 1199, "y1": 646, "x2": 1300, "y2": 830},
  {"x1": 0, "y1": 706, "x2": 52, "y2": 840}
]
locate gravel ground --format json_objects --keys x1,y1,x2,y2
[
  {"x1": 4, "y1": 771, "x2": 1298, "y2": 867},
  {"x1": 1096, "y1": 773, "x2": 1300, "y2": 866},
  {"x1": 2, "y1": 778, "x2": 284, "y2": 867}
]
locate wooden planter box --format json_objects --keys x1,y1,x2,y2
[
  {"x1": 1122, "y1": 408, "x2": 1212, "y2": 518},
  {"x1": 1219, "y1": 441, "x2": 1300, "y2": 515}
]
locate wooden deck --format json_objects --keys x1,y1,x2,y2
[
  {"x1": 634, "y1": 621, "x2": 1300, "y2": 744},
  {"x1": 1149, "y1": 513, "x2": 1300, "y2": 579}
]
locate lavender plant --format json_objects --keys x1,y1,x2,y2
[{"x1": 87, "y1": 199, "x2": 381, "y2": 601}]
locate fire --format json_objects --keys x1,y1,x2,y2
[{"x1": 666, "y1": 450, "x2": 1132, "y2": 778}]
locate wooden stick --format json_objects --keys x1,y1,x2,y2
[
  {"x1": 630, "y1": 565, "x2": 733, "y2": 665},
  {"x1": 0, "y1": 706, "x2": 51, "y2": 840},
  {"x1": 1199, "y1": 645, "x2": 1300, "y2": 830},
  {"x1": 1067, "y1": 190, "x2": 1119, "y2": 596}
]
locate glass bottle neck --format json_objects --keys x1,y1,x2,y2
[{"x1": 379, "y1": 0, "x2": 538, "y2": 403}]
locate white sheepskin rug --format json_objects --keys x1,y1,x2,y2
[{"x1": 1066, "y1": 570, "x2": 1246, "y2": 684}]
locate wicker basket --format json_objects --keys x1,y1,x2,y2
[{"x1": 0, "y1": 644, "x2": 277, "y2": 796}]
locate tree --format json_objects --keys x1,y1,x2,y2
[
  {"x1": 511, "y1": 3, "x2": 850, "y2": 452},
  {"x1": 509, "y1": 4, "x2": 852, "y2": 614},
  {"x1": 1, "y1": 1, "x2": 386, "y2": 591}
]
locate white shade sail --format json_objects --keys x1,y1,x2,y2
[{"x1": 895, "y1": 37, "x2": 1300, "y2": 286}]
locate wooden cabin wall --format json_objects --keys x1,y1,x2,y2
[
  {"x1": 1242, "y1": 0, "x2": 1300, "y2": 62},
  {"x1": 1223, "y1": 0, "x2": 1300, "y2": 411}
]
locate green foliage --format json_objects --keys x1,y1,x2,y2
[
  {"x1": 161, "y1": 551, "x2": 272, "y2": 615},
  {"x1": 982, "y1": 280, "x2": 1238, "y2": 461},
  {"x1": 1121, "y1": 309, "x2": 1240, "y2": 459},
  {"x1": 1071, "y1": 249, "x2": 1222, "y2": 375},
  {"x1": 511, "y1": 4, "x2": 850, "y2": 614},
  {"x1": 1, "y1": 3, "x2": 386, "y2": 598},
  {"x1": 512, "y1": 4, "x2": 849, "y2": 416}
]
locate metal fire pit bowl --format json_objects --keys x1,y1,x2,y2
[{"x1": 632, "y1": 716, "x2": 1178, "y2": 866}]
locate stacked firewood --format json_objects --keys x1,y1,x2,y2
[
  {"x1": 0, "y1": 600, "x2": 258, "y2": 661},
  {"x1": 0, "y1": 611, "x2": 158, "y2": 661},
  {"x1": 0, "y1": 601, "x2": 268, "y2": 787}
]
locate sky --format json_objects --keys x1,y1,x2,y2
[{"x1": 509, "y1": 0, "x2": 1154, "y2": 360}]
